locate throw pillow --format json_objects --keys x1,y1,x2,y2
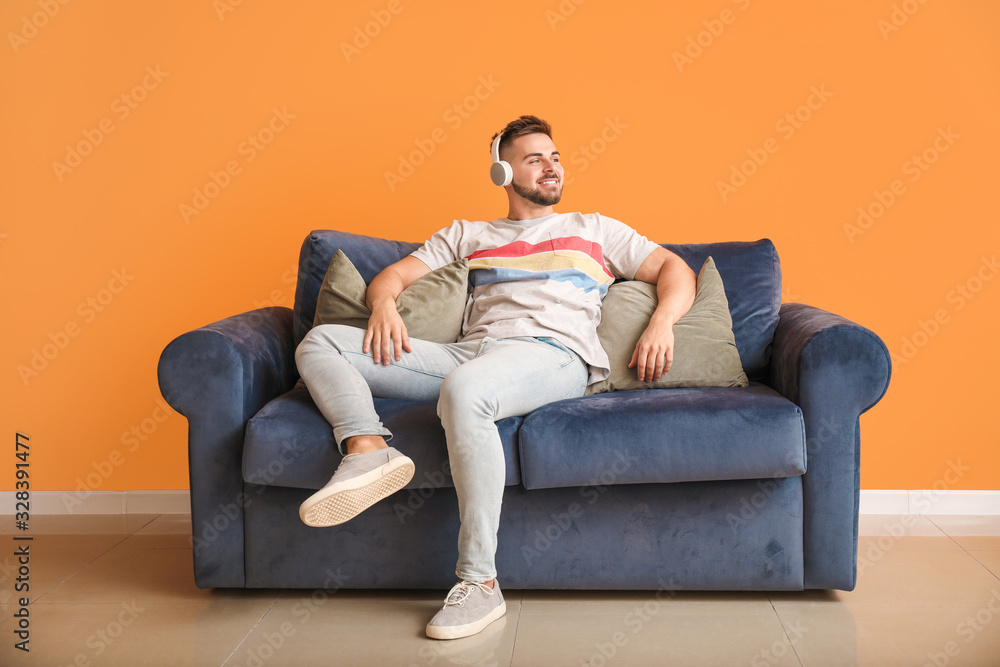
[
  {"x1": 585, "y1": 256, "x2": 749, "y2": 395},
  {"x1": 312, "y1": 249, "x2": 469, "y2": 342}
]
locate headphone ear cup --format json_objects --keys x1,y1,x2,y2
[{"x1": 490, "y1": 160, "x2": 513, "y2": 187}]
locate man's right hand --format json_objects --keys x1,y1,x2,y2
[
  {"x1": 361, "y1": 255, "x2": 432, "y2": 364},
  {"x1": 363, "y1": 299, "x2": 412, "y2": 364}
]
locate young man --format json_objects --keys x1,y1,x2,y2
[{"x1": 295, "y1": 115, "x2": 696, "y2": 640}]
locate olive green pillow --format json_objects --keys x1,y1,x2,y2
[
  {"x1": 311, "y1": 249, "x2": 469, "y2": 341},
  {"x1": 585, "y1": 256, "x2": 749, "y2": 395}
]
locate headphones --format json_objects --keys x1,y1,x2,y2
[{"x1": 489, "y1": 132, "x2": 513, "y2": 187}]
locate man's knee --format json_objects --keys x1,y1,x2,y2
[
  {"x1": 295, "y1": 324, "x2": 354, "y2": 367},
  {"x1": 438, "y1": 366, "x2": 489, "y2": 418}
]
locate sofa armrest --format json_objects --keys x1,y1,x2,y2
[
  {"x1": 157, "y1": 306, "x2": 297, "y2": 588},
  {"x1": 769, "y1": 303, "x2": 892, "y2": 589}
]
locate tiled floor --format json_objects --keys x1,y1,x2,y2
[{"x1": 0, "y1": 514, "x2": 998, "y2": 666}]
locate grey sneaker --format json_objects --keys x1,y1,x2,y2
[
  {"x1": 299, "y1": 446, "x2": 414, "y2": 527},
  {"x1": 426, "y1": 580, "x2": 507, "y2": 640}
]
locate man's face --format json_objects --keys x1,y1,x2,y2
[{"x1": 505, "y1": 133, "x2": 564, "y2": 207}]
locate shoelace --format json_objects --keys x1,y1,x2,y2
[{"x1": 443, "y1": 581, "x2": 493, "y2": 607}]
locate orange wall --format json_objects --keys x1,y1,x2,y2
[{"x1": 2, "y1": 1, "x2": 998, "y2": 495}]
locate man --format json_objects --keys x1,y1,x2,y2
[{"x1": 295, "y1": 115, "x2": 696, "y2": 640}]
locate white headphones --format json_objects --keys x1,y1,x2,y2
[{"x1": 489, "y1": 132, "x2": 513, "y2": 187}]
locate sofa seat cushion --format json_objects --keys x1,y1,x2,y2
[
  {"x1": 518, "y1": 382, "x2": 805, "y2": 490},
  {"x1": 244, "y1": 387, "x2": 523, "y2": 490}
]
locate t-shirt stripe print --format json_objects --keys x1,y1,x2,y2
[{"x1": 465, "y1": 236, "x2": 615, "y2": 295}]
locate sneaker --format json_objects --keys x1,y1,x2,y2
[
  {"x1": 299, "y1": 446, "x2": 414, "y2": 527},
  {"x1": 426, "y1": 580, "x2": 507, "y2": 640}
]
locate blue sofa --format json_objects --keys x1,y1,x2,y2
[{"x1": 157, "y1": 230, "x2": 891, "y2": 592}]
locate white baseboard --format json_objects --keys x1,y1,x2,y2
[
  {"x1": 859, "y1": 490, "x2": 1000, "y2": 515},
  {"x1": 2, "y1": 490, "x2": 191, "y2": 515},
  {"x1": 2, "y1": 489, "x2": 999, "y2": 515}
]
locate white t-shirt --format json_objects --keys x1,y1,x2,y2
[{"x1": 410, "y1": 211, "x2": 660, "y2": 386}]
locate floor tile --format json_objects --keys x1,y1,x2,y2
[
  {"x1": 970, "y1": 551, "x2": 1000, "y2": 580},
  {"x1": 857, "y1": 535, "x2": 961, "y2": 554},
  {"x1": 773, "y1": 600, "x2": 1000, "y2": 667},
  {"x1": 0, "y1": 545, "x2": 109, "y2": 603},
  {"x1": 513, "y1": 601, "x2": 800, "y2": 666},
  {"x1": 133, "y1": 514, "x2": 194, "y2": 535},
  {"x1": 118, "y1": 532, "x2": 193, "y2": 549},
  {"x1": 0, "y1": 597, "x2": 276, "y2": 666},
  {"x1": 952, "y1": 536, "x2": 1000, "y2": 551},
  {"x1": 520, "y1": 588, "x2": 771, "y2": 610},
  {"x1": 36, "y1": 546, "x2": 223, "y2": 605},
  {"x1": 774, "y1": 550, "x2": 1000, "y2": 608},
  {"x1": 0, "y1": 513, "x2": 159, "y2": 535},
  {"x1": 2, "y1": 512, "x2": 1000, "y2": 665},
  {"x1": 224, "y1": 589, "x2": 520, "y2": 667},
  {"x1": 858, "y1": 514, "x2": 949, "y2": 537},
  {"x1": 929, "y1": 515, "x2": 1000, "y2": 537}
]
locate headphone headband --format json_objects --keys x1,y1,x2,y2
[{"x1": 491, "y1": 133, "x2": 502, "y2": 163}]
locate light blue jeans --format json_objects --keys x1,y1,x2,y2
[{"x1": 295, "y1": 324, "x2": 589, "y2": 583}]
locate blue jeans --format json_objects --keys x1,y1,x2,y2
[{"x1": 295, "y1": 324, "x2": 589, "y2": 582}]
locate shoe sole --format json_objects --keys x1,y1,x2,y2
[
  {"x1": 426, "y1": 600, "x2": 507, "y2": 640},
  {"x1": 299, "y1": 455, "x2": 415, "y2": 527}
]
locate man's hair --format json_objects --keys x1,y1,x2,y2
[{"x1": 490, "y1": 115, "x2": 553, "y2": 160}]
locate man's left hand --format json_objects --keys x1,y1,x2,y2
[{"x1": 628, "y1": 319, "x2": 675, "y2": 382}]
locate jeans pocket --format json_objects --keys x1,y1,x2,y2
[{"x1": 535, "y1": 336, "x2": 570, "y2": 354}]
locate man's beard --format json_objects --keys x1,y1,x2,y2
[{"x1": 512, "y1": 178, "x2": 562, "y2": 206}]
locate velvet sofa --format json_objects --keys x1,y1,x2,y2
[{"x1": 157, "y1": 229, "x2": 891, "y2": 592}]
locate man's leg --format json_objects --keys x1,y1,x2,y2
[
  {"x1": 295, "y1": 324, "x2": 480, "y2": 525},
  {"x1": 426, "y1": 336, "x2": 588, "y2": 640},
  {"x1": 437, "y1": 337, "x2": 589, "y2": 583},
  {"x1": 296, "y1": 323, "x2": 481, "y2": 452}
]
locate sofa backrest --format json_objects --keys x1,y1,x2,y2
[{"x1": 293, "y1": 231, "x2": 781, "y2": 380}]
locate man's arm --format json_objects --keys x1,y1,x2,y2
[
  {"x1": 364, "y1": 255, "x2": 432, "y2": 364},
  {"x1": 628, "y1": 246, "x2": 697, "y2": 381}
]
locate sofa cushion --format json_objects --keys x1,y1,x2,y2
[
  {"x1": 664, "y1": 240, "x2": 780, "y2": 381},
  {"x1": 313, "y1": 249, "x2": 469, "y2": 343},
  {"x1": 587, "y1": 256, "x2": 749, "y2": 394},
  {"x1": 294, "y1": 231, "x2": 422, "y2": 347},
  {"x1": 243, "y1": 387, "x2": 523, "y2": 490},
  {"x1": 518, "y1": 383, "x2": 805, "y2": 490}
]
